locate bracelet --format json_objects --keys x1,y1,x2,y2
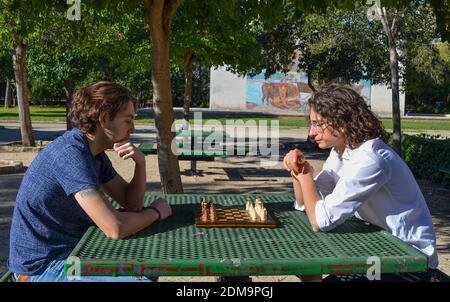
[{"x1": 148, "y1": 206, "x2": 161, "y2": 221}]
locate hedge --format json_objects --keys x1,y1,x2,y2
[{"x1": 396, "y1": 134, "x2": 450, "y2": 188}]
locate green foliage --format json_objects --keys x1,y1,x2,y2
[
  {"x1": 171, "y1": 64, "x2": 210, "y2": 108},
  {"x1": 401, "y1": 5, "x2": 450, "y2": 114},
  {"x1": 0, "y1": 45, "x2": 13, "y2": 80},
  {"x1": 390, "y1": 134, "x2": 450, "y2": 188},
  {"x1": 248, "y1": 5, "x2": 391, "y2": 84}
]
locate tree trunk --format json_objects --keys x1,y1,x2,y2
[
  {"x1": 388, "y1": 46, "x2": 401, "y2": 155},
  {"x1": 182, "y1": 49, "x2": 193, "y2": 130},
  {"x1": 64, "y1": 80, "x2": 75, "y2": 131},
  {"x1": 306, "y1": 69, "x2": 316, "y2": 93},
  {"x1": 12, "y1": 41, "x2": 35, "y2": 147},
  {"x1": 144, "y1": 0, "x2": 183, "y2": 194},
  {"x1": 4, "y1": 78, "x2": 12, "y2": 108},
  {"x1": 379, "y1": 7, "x2": 401, "y2": 156}
]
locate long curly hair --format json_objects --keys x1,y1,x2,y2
[
  {"x1": 308, "y1": 83, "x2": 387, "y2": 149},
  {"x1": 68, "y1": 81, "x2": 137, "y2": 134}
]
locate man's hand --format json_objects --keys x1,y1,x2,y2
[
  {"x1": 150, "y1": 198, "x2": 172, "y2": 220},
  {"x1": 113, "y1": 140, "x2": 145, "y2": 164},
  {"x1": 290, "y1": 161, "x2": 314, "y2": 182},
  {"x1": 283, "y1": 149, "x2": 306, "y2": 173}
]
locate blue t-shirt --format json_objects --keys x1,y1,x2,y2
[{"x1": 7, "y1": 128, "x2": 117, "y2": 275}]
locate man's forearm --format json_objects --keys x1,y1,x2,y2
[
  {"x1": 292, "y1": 176, "x2": 304, "y2": 208},
  {"x1": 125, "y1": 161, "x2": 146, "y2": 210},
  {"x1": 298, "y1": 173, "x2": 321, "y2": 231},
  {"x1": 114, "y1": 207, "x2": 159, "y2": 239}
]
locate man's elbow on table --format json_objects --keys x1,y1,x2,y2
[
  {"x1": 309, "y1": 219, "x2": 321, "y2": 232},
  {"x1": 125, "y1": 204, "x2": 143, "y2": 213},
  {"x1": 311, "y1": 224, "x2": 321, "y2": 232},
  {"x1": 102, "y1": 222, "x2": 126, "y2": 240},
  {"x1": 105, "y1": 230, "x2": 122, "y2": 240}
]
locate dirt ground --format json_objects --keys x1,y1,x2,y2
[{"x1": 0, "y1": 143, "x2": 449, "y2": 281}]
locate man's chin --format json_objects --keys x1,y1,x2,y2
[
  {"x1": 113, "y1": 136, "x2": 129, "y2": 144},
  {"x1": 317, "y1": 142, "x2": 329, "y2": 149}
]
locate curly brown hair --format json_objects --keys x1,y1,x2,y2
[
  {"x1": 308, "y1": 83, "x2": 387, "y2": 149},
  {"x1": 68, "y1": 81, "x2": 137, "y2": 134}
]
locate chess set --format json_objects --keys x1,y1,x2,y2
[{"x1": 195, "y1": 197, "x2": 277, "y2": 228}]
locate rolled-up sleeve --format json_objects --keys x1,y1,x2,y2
[
  {"x1": 315, "y1": 156, "x2": 391, "y2": 231},
  {"x1": 293, "y1": 169, "x2": 335, "y2": 212}
]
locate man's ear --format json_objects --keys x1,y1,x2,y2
[{"x1": 99, "y1": 111, "x2": 110, "y2": 128}]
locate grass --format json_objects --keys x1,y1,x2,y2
[
  {"x1": 134, "y1": 117, "x2": 309, "y2": 128},
  {"x1": 1, "y1": 106, "x2": 450, "y2": 131},
  {"x1": 0, "y1": 106, "x2": 67, "y2": 122}
]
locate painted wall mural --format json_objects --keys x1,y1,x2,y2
[{"x1": 246, "y1": 71, "x2": 372, "y2": 113}]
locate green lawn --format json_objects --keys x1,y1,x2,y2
[
  {"x1": 0, "y1": 106, "x2": 67, "y2": 121},
  {"x1": 1, "y1": 106, "x2": 450, "y2": 131}
]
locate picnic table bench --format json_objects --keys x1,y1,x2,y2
[{"x1": 138, "y1": 130, "x2": 251, "y2": 174}]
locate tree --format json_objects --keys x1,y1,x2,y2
[
  {"x1": 77, "y1": 0, "x2": 450, "y2": 192},
  {"x1": 374, "y1": 5, "x2": 404, "y2": 155},
  {"x1": 0, "y1": 0, "x2": 36, "y2": 146},
  {"x1": 400, "y1": 6, "x2": 450, "y2": 113},
  {"x1": 0, "y1": 46, "x2": 14, "y2": 108},
  {"x1": 0, "y1": 1, "x2": 67, "y2": 146},
  {"x1": 144, "y1": 0, "x2": 184, "y2": 193},
  {"x1": 170, "y1": 0, "x2": 273, "y2": 128},
  {"x1": 252, "y1": 6, "x2": 391, "y2": 89},
  {"x1": 27, "y1": 6, "x2": 151, "y2": 130}
]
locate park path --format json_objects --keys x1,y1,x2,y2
[{"x1": 0, "y1": 121, "x2": 449, "y2": 280}]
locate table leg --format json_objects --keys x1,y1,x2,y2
[{"x1": 190, "y1": 160, "x2": 197, "y2": 173}]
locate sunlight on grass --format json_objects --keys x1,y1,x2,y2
[{"x1": 1, "y1": 106, "x2": 449, "y2": 131}]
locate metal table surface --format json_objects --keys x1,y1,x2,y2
[{"x1": 65, "y1": 194, "x2": 428, "y2": 277}]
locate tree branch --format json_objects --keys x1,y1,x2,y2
[
  {"x1": 163, "y1": 0, "x2": 182, "y2": 31},
  {"x1": 391, "y1": 16, "x2": 396, "y2": 34},
  {"x1": 144, "y1": 0, "x2": 164, "y2": 27}
]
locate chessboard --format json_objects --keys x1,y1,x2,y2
[{"x1": 195, "y1": 206, "x2": 277, "y2": 228}]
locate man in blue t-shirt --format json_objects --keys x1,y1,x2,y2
[{"x1": 8, "y1": 81, "x2": 172, "y2": 282}]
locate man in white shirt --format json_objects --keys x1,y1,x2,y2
[{"x1": 284, "y1": 83, "x2": 438, "y2": 281}]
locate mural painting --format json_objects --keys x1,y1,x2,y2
[{"x1": 246, "y1": 71, "x2": 372, "y2": 113}]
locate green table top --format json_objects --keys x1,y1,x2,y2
[{"x1": 65, "y1": 194, "x2": 428, "y2": 277}]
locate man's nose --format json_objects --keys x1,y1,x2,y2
[{"x1": 309, "y1": 126, "x2": 317, "y2": 138}]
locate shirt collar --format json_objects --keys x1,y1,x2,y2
[{"x1": 337, "y1": 138, "x2": 380, "y2": 160}]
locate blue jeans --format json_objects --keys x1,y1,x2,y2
[{"x1": 15, "y1": 260, "x2": 158, "y2": 282}]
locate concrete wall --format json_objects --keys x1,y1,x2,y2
[
  {"x1": 210, "y1": 67, "x2": 405, "y2": 117},
  {"x1": 370, "y1": 84, "x2": 405, "y2": 117},
  {"x1": 209, "y1": 67, "x2": 247, "y2": 110}
]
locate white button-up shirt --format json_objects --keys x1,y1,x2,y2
[{"x1": 294, "y1": 138, "x2": 438, "y2": 268}]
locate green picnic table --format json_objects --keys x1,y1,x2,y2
[
  {"x1": 138, "y1": 130, "x2": 251, "y2": 174},
  {"x1": 64, "y1": 194, "x2": 428, "y2": 278}
]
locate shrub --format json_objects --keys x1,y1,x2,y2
[{"x1": 390, "y1": 134, "x2": 450, "y2": 188}]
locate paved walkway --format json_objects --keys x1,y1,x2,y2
[{"x1": 0, "y1": 121, "x2": 449, "y2": 281}]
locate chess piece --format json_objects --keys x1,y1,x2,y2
[
  {"x1": 254, "y1": 198, "x2": 264, "y2": 221},
  {"x1": 201, "y1": 198, "x2": 208, "y2": 222},
  {"x1": 209, "y1": 202, "x2": 216, "y2": 222},
  {"x1": 261, "y1": 208, "x2": 268, "y2": 222},
  {"x1": 248, "y1": 203, "x2": 257, "y2": 222},
  {"x1": 255, "y1": 198, "x2": 263, "y2": 209}
]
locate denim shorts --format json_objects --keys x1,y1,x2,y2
[{"x1": 14, "y1": 259, "x2": 158, "y2": 282}]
